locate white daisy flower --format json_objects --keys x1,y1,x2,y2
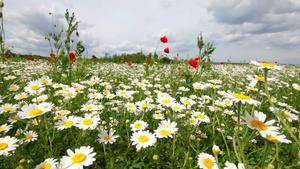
[
  {"x1": 250, "y1": 60, "x2": 282, "y2": 70},
  {"x1": 18, "y1": 103, "x2": 52, "y2": 119},
  {"x1": 197, "y1": 153, "x2": 218, "y2": 169},
  {"x1": 97, "y1": 128, "x2": 119, "y2": 144},
  {"x1": 242, "y1": 111, "x2": 280, "y2": 136},
  {"x1": 75, "y1": 114, "x2": 100, "y2": 130},
  {"x1": 224, "y1": 92, "x2": 261, "y2": 106},
  {"x1": 130, "y1": 120, "x2": 148, "y2": 132},
  {"x1": 60, "y1": 146, "x2": 96, "y2": 169},
  {"x1": 34, "y1": 158, "x2": 58, "y2": 169},
  {"x1": 0, "y1": 136, "x2": 19, "y2": 156},
  {"x1": 55, "y1": 116, "x2": 78, "y2": 130},
  {"x1": 22, "y1": 131, "x2": 38, "y2": 143},
  {"x1": 130, "y1": 130, "x2": 156, "y2": 149}
]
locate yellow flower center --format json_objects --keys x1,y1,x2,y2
[
  {"x1": 260, "y1": 62, "x2": 275, "y2": 67},
  {"x1": 82, "y1": 119, "x2": 93, "y2": 125},
  {"x1": 91, "y1": 94, "x2": 97, "y2": 97},
  {"x1": 297, "y1": 86, "x2": 300, "y2": 90},
  {"x1": 138, "y1": 135, "x2": 149, "y2": 143},
  {"x1": 72, "y1": 153, "x2": 86, "y2": 164},
  {"x1": 203, "y1": 158, "x2": 214, "y2": 168},
  {"x1": 195, "y1": 86, "x2": 202, "y2": 89},
  {"x1": 0, "y1": 143, "x2": 8, "y2": 150},
  {"x1": 184, "y1": 100, "x2": 190, "y2": 104},
  {"x1": 13, "y1": 117, "x2": 19, "y2": 121},
  {"x1": 190, "y1": 119, "x2": 197, "y2": 124},
  {"x1": 255, "y1": 77, "x2": 265, "y2": 81},
  {"x1": 4, "y1": 107, "x2": 12, "y2": 111},
  {"x1": 156, "y1": 114, "x2": 162, "y2": 117},
  {"x1": 67, "y1": 93, "x2": 73, "y2": 97},
  {"x1": 225, "y1": 101, "x2": 231, "y2": 104},
  {"x1": 141, "y1": 103, "x2": 149, "y2": 107},
  {"x1": 104, "y1": 135, "x2": 110, "y2": 140},
  {"x1": 63, "y1": 121, "x2": 73, "y2": 126},
  {"x1": 233, "y1": 93, "x2": 251, "y2": 100},
  {"x1": 226, "y1": 111, "x2": 232, "y2": 114},
  {"x1": 120, "y1": 91, "x2": 126, "y2": 95},
  {"x1": 32, "y1": 121, "x2": 38, "y2": 125},
  {"x1": 249, "y1": 87, "x2": 256, "y2": 90},
  {"x1": 19, "y1": 95, "x2": 26, "y2": 99},
  {"x1": 173, "y1": 106, "x2": 181, "y2": 110},
  {"x1": 39, "y1": 163, "x2": 51, "y2": 169},
  {"x1": 29, "y1": 109, "x2": 43, "y2": 116},
  {"x1": 127, "y1": 105, "x2": 133, "y2": 108},
  {"x1": 26, "y1": 135, "x2": 33, "y2": 140},
  {"x1": 197, "y1": 114, "x2": 205, "y2": 119},
  {"x1": 160, "y1": 129, "x2": 169, "y2": 136},
  {"x1": 85, "y1": 106, "x2": 94, "y2": 110},
  {"x1": 266, "y1": 135, "x2": 278, "y2": 143},
  {"x1": 0, "y1": 127, "x2": 5, "y2": 132},
  {"x1": 162, "y1": 99, "x2": 170, "y2": 104},
  {"x1": 42, "y1": 80, "x2": 49, "y2": 84},
  {"x1": 283, "y1": 113, "x2": 290, "y2": 117},
  {"x1": 60, "y1": 110, "x2": 67, "y2": 114},
  {"x1": 31, "y1": 85, "x2": 40, "y2": 90},
  {"x1": 8, "y1": 77, "x2": 13, "y2": 80},
  {"x1": 210, "y1": 84, "x2": 216, "y2": 87},
  {"x1": 250, "y1": 120, "x2": 267, "y2": 131},
  {"x1": 11, "y1": 86, "x2": 18, "y2": 90},
  {"x1": 37, "y1": 98, "x2": 44, "y2": 101},
  {"x1": 134, "y1": 123, "x2": 142, "y2": 129},
  {"x1": 217, "y1": 103, "x2": 224, "y2": 107}
]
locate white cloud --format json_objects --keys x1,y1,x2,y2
[{"x1": 2, "y1": 0, "x2": 300, "y2": 63}]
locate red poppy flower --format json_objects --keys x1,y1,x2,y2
[
  {"x1": 69, "y1": 52, "x2": 75, "y2": 62},
  {"x1": 50, "y1": 53, "x2": 55, "y2": 57},
  {"x1": 26, "y1": 57, "x2": 31, "y2": 60},
  {"x1": 92, "y1": 55, "x2": 96, "y2": 58},
  {"x1": 220, "y1": 62, "x2": 224, "y2": 65},
  {"x1": 201, "y1": 59, "x2": 205, "y2": 62},
  {"x1": 6, "y1": 55, "x2": 9, "y2": 58},
  {"x1": 99, "y1": 60, "x2": 101, "y2": 62},
  {"x1": 33, "y1": 59, "x2": 37, "y2": 62},
  {"x1": 147, "y1": 59, "x2": 150, "y2": 62},
  {"x1": 189, "y1": 59, "x2": 198, "y2": 68},
  {"x1": 48, "y1": 58, "x2": 52, "y2": 63},
  {"x1": 275, "y1": 61, "x2": 277, "y2": 64},
  {"x1": 128, "y1": 63, "x2": 132, "y2": 66},
  {"x1": 177, "y1": 67, "x2": 181, "y2": 70},
  {"x1": 164, "y1": 47, "x2": 169, "y2": 54},
  {"x1": 160, "y1": 36, "x2": 168, "y2": 43},
  {"x1": 195, "y1": 57, "x2": 200, "y2": 61}
]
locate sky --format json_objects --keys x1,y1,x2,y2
[{"x1": 3, "y1": 0, "x2": 300, "y2": 64}]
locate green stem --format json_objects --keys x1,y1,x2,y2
[{"x1": 261, "y1": 140, "x2": 271, "y2": 169}]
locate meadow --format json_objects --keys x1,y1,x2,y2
[{"x1": 0, "y1": 57, "x2": 299, "y2": 169}]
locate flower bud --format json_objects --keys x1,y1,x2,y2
[
  {"x1": 0, "y1": 2, "x2": 3, "y2": 8},
  {"x1": 19, "y1": 159, "x2": 26, "y2": 164},
  {"x1": 153, "y1": 155, "x2": 159, "y2": 161},
  {"x1": 190, "y1": 134, "x2": 195, "y2": 141},
  {"x1": 212, "y1": 145, "x2": 220, "y2": 154},
  {"x1": 126, "y1": 119, "x2": 130, "y2": 124},
  {"x1": 102, "y1": 121, "x2": 107, "y2": 125}
]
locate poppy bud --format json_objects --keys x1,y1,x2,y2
[
  {"x1": 69, "y1": 52, "x2": 75, "y2": 62},
  {"x1": 92, "y1": 55, "x2": 96, "y2": 58},
  {"x1": 0, "y1": 2, "x2": 4, "y2": 8},
  {"x1": 160, "y1": 36, "x2": 168, "y2": 43},
  {"x1": 164, "y1": 47, "x2": 169, "y2": 54}
]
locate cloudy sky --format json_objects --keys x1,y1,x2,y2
[{"x1": 3, "y1": 0, "x2": 300, "y2": 64}]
